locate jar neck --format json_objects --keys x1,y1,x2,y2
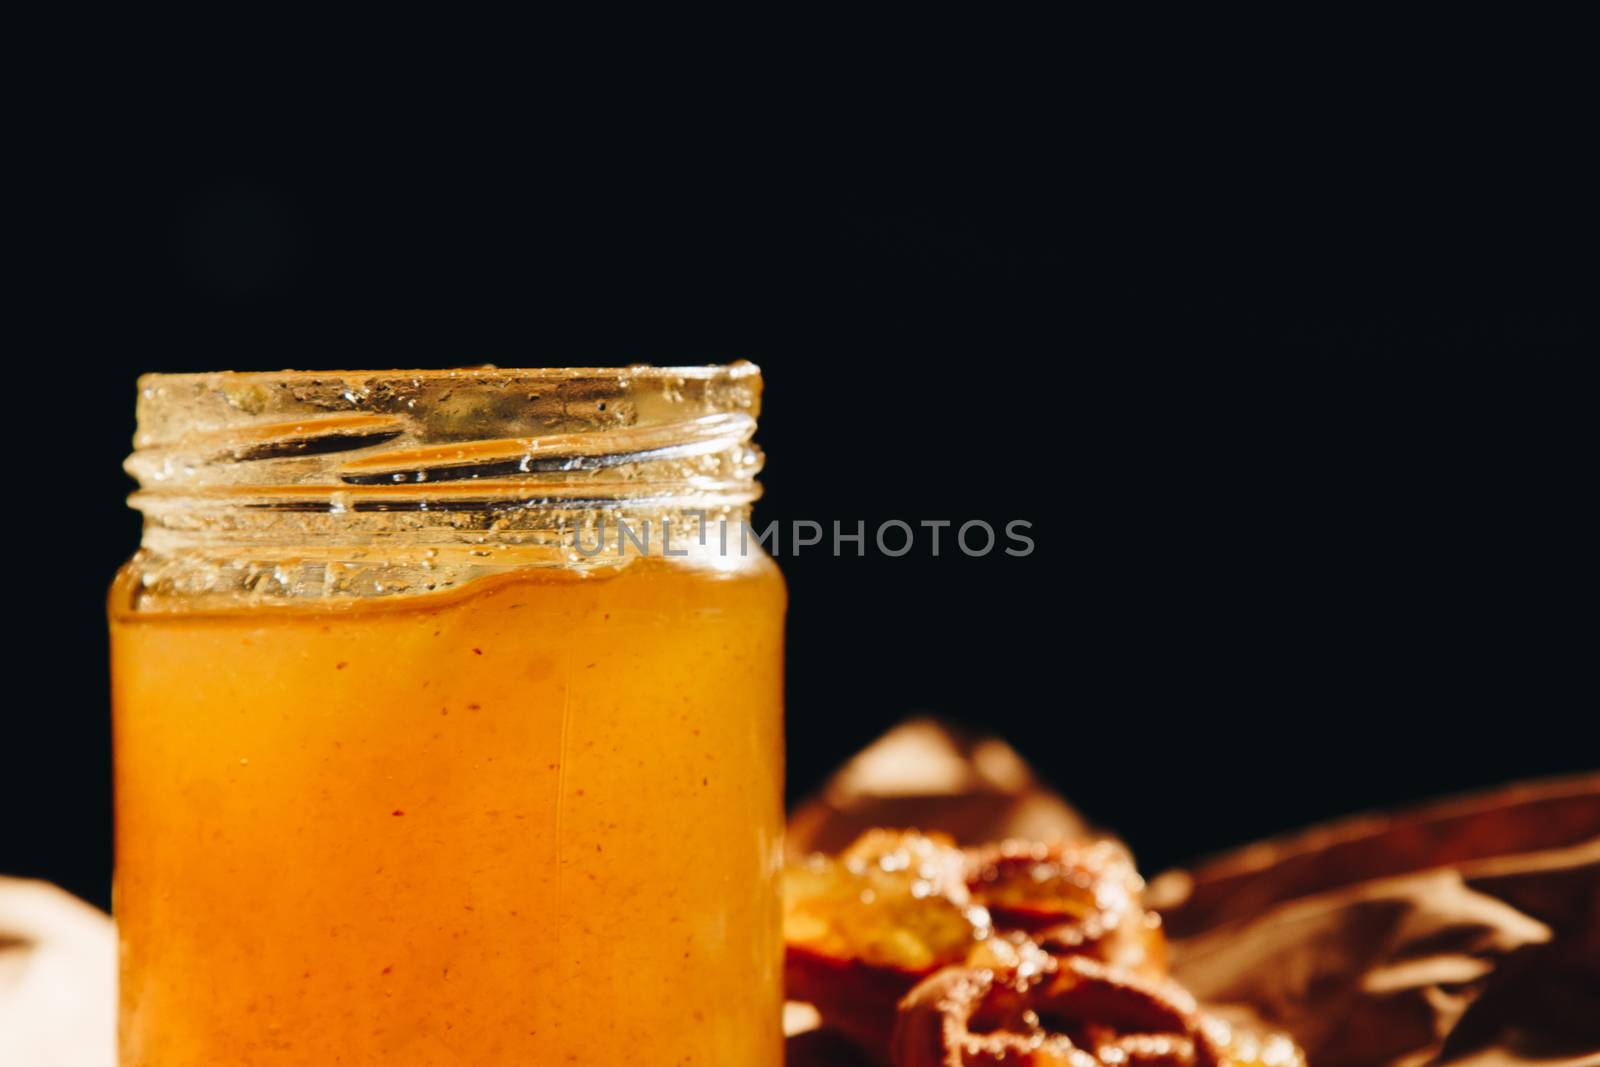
[
  {"x1": 127, "y1": 365, "x2": 764, "y2": 553},
  {"x1": 121, "y1": 503, "x2": 758, "y2": 610},
  {"x1": 121, "y1": 366, "x2": 766, "y2": 609}
]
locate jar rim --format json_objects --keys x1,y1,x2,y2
[
  {"x1": 122, "y1": 362, "x2": 769, "y2": 607},
  {"x1": 137, "y1": 362, "x2": 760, "y2": 391},
  {"x1": 128, "y1": 360, "x2": 764, "y2": 521}
]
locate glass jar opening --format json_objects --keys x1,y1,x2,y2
[{"x1": 120, "y1": 363, "x2": 767, "y2": 607}]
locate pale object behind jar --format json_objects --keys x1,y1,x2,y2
[{"x1": 0, "y1": 877, "x2": 115, "y2": 1067}]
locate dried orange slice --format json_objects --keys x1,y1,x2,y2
[
  {"x1": 893, "y1": 955, "x2": 1303, "y2": 1067},
  {"x1": 966, "y1": 839, "x2": 1167, "y2": 977},
  {"x1": 895, "y1": 955, "x2": 1218, "y2": 1067},
  {"x1": 786, "y1": 830, "x2": 993, "y2": 1059}
]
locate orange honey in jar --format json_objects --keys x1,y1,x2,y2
[{"x1": 110, "y1": 366, "x2": 785, "y2": 1066}]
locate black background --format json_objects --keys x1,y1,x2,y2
[{"x1": 8, "y1": 68, "x2": 1595, "y2": 912}]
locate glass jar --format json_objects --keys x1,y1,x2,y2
[{"x1": 110, "y1": 365, "x2": 786, "y2": 1066}]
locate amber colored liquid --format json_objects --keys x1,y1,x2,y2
[{"x1": 111, "y1": 556, "x2": 786, "y2": 1066}]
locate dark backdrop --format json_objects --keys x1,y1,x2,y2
[{"x1": 9, "y1": 95, "x2": 1595, "y2": 911}]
